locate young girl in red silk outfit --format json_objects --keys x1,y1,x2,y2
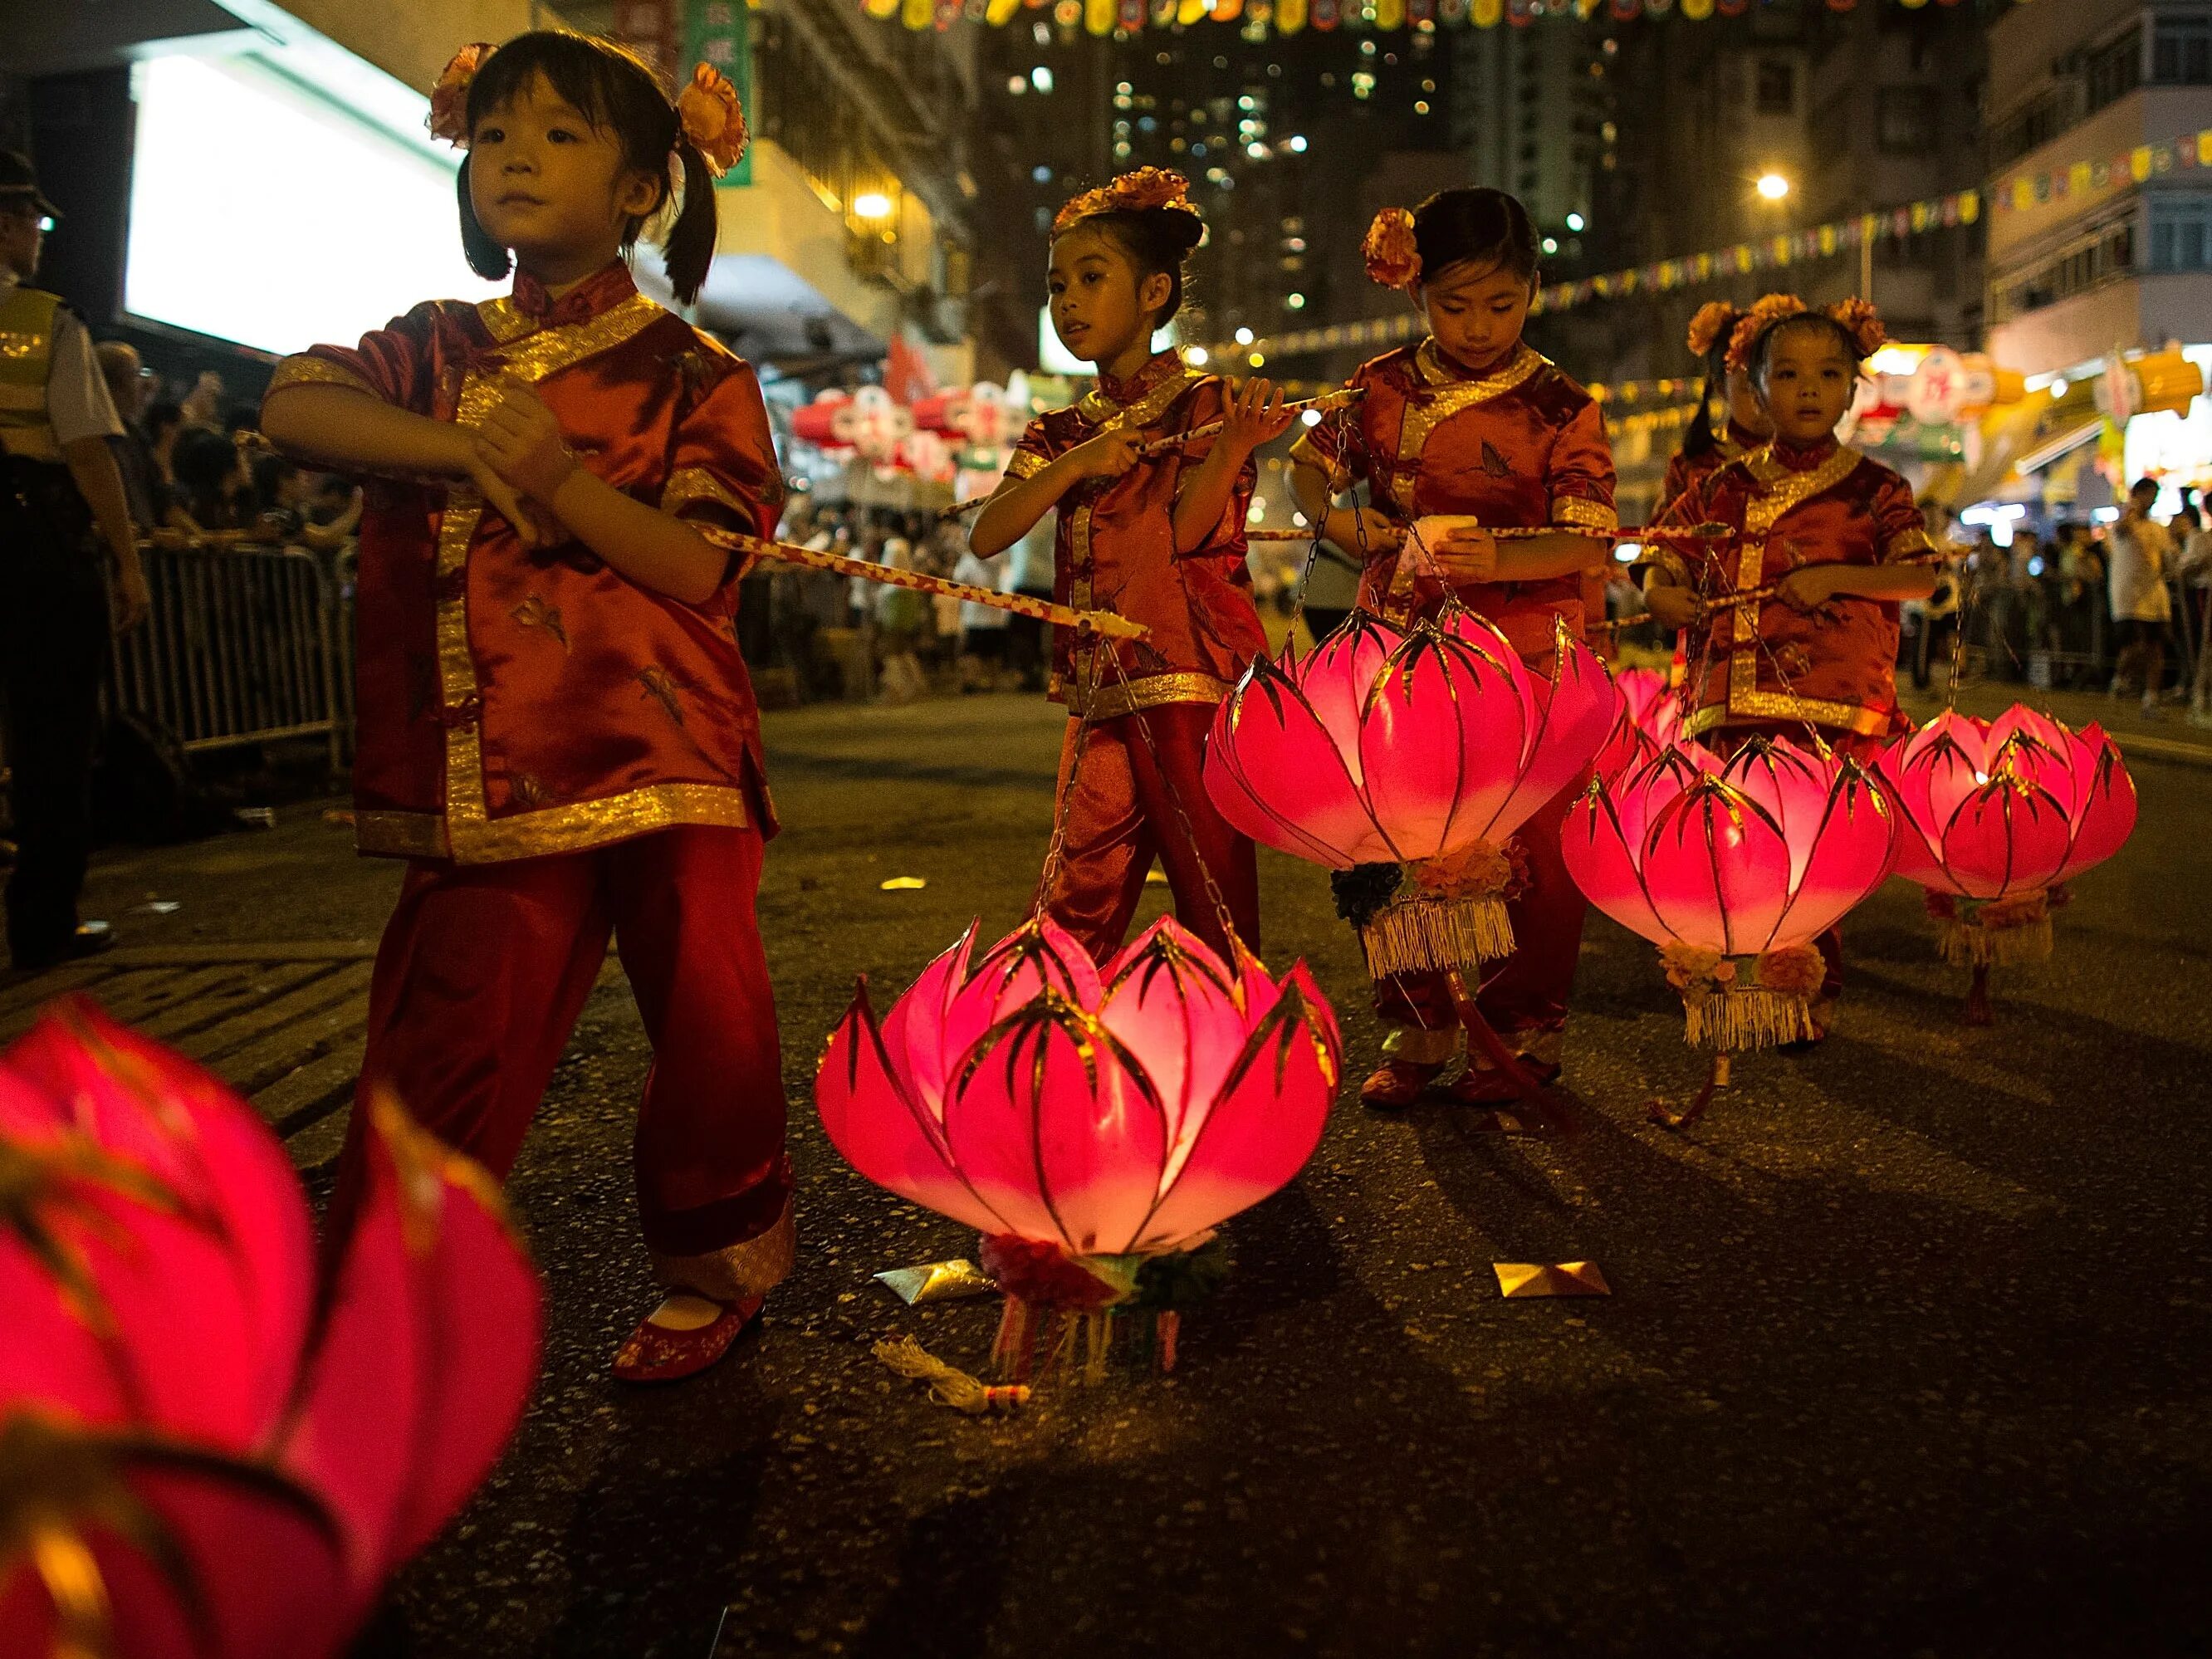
[
  {"x1": 261, "y1": 34, "x2": 789, "y2": 1383},
  {"x1": 971, "y1": 169, "x2": 1290, "y2": 962},
  {"x1": 1289, "y1": 188, "x2": 1617, "y2": 1110},
  {"x1": 1642, "y1": 295, "x2": 1938, "y2": 1035}
]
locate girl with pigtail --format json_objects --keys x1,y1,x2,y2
[
  {"x1": 971, "y1": 169, "x2": 1290, "y2": 963},
  {"x1": 1642, "y1": 294, "x2": 1940, "y2": 1037},
  {"x1": 262, "y1": 32, "x2": 794, "y2": 1383},
  {"x1": 1658, "y1": 300, "x2": 1774, "y2": 518},
  {"x1": 1288, "y1": 188, "x2": 1617, "y2": 1111}
]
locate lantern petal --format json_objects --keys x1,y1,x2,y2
[
  {"x1": 1767, "y1": 765, "x2": 1897, "y2": 948},
  {"x1": 1640, "y1": 781, "x2": 1795, "y2": 955},
  {"x1": 1132, "y1": 967, "x2": 1339, "y2": 1253},
  {"x1": 877, "y1": 922, "x2": 981, "y2": 1119},
  {"x1": 1206, "y1": 655, "x2": 1384, "y2": 867},
  {"x1": 1479, "y1": 628, "x2": 1619, "y2": 842},
  {"x1": 816, "y1": 978, "x2": 1012, "y2": 1236},
  {"x1": 2054, "y1": 727, "x2": 2137, "y2": 880},
  {"x1": 1099, "y1": 918, "x2": 1249, "y2": 1159},
  {"x1": 0, "y1": 1422, "x2": 351, "y2": 1659},
  {"x1": 0, "y1": 1002, "x2": 316, "y2": 1447},
  {"x1": 276, "y1": 1093, "x2": 539, "y2": 1609},
  {"x1": 1295, "y1": 609, "x2": 1403, "y2": 767},
  {"x1": 1933, "y1": 779, "x2": 2076, "y2": 898},
  {"x1": 943, "y1": 1005, "x2": 1168, "y2": 1257},
  {"x1": 1357, "y1": 624, "x2": 1526, "y2": 859},
  {"x1": 1560, "y1": 781, "x2": 1669, "y2": 946}
]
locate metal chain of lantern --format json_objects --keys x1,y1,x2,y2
[{"x1": 871, "y1": 0, "x2": 2024, "y2": 34}]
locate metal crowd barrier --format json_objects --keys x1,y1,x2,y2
[{"x1": 110, "y1": 539, "x2": 349, "y2": 774}]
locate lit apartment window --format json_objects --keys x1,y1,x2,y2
[{"x1": 2153, "y1": 17, "x2": 2212, "y2": 85}]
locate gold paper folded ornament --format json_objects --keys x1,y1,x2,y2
[
  {"x1": 1494, "y1": 1261, "x2": 1612, "y2": 1299},
  {"x1": 874, "y1": 1260, "x2": 996, "y2": 1304}
]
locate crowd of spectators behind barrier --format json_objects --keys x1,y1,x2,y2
[{"x1": 88, "y1": 335, "x2": 2212, "y2": 726}]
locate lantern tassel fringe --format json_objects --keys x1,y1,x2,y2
[
  {"x1": 874, "y1": 1336, "x2": 1031, "y2": 1415},
  {"x1": 1361, "y1": 892, "x2": 1515, "y2": 979},
  {"x1": 1936, "y1": 913, "x2": 2053, "y2": 968},
  {"x1": 1681, "y1": 986, "x2": 1816, "y2": 1052}
]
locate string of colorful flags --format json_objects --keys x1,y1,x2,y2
[
  {"x1": 870, "y1": 0, "x2": 2020, "y2": 32},
  {"x1": 1994, "y1": 127, "x2": 2212, "y2": 215},
  {"x1": 1208, "y1": 188, "x2": 1981, "y2": 363}
]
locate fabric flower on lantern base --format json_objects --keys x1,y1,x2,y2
[
  {"x1": 1564, "y1": 739, "x2": 1896, "y2": 1127},
  {"x1": 1208, "y1": 608, "x2": 1617, "y2": 984},
  {"x1": 816, "y1": 917, "x2": 1340, "y2": 1389},
  {"x1": 1882, "y1": 707, "x2": 2135, "y2": 1025}
]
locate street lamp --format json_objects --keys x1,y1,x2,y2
[
  {"x1": 853, "y1": 192, "x2": 894, "y2": 223},
  {"x1": 1755, "y1": 172, "x2": 1791, "y2": 203}
]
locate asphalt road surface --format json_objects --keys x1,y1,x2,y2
[{"x1": 22, "y1": 691, "x2": 2212, "y2": 1659}]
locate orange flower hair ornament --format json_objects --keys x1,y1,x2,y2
[
  {"x1": 428, "y1": 42, "x2": 494, "y2": 147},
  {"x1": 1724, "y1": 292, "x2": 1808, "y2": 374},
  {"x1": 1363, "y1": 207, "x2": 1422, "y2": 291},
  {"x1": 675, "y1": 61, "x2": 747, "y2": 177},
  {"x1": 1726, "y1": 294, "x2": 1888, "y2": 374},
  {"x1": 1051, "y1": 167, "x2": 1201, "y2": 237},
  {"x1": 1686, "y1": 301, "x2": 1741, "y2": 360}
]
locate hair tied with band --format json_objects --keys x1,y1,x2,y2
[
  {"x1": 1052, "y1": 166, "x2": 1200, "y2": 237},
  {"x1": 1686, "y1": 301, "x2": 1740, "y2": 360},
  {"x1": 1725, "y1": 292, "x2": 1887, "y2": 373},
  {"x1": 675, "y1": 61, "x2": 746, "y2": 178},
  {"x1": 428, "y1": 42, "x2": 495, "y2": 146},
  {"x1": 1363, "y1": 207, "x2": 1422, "y2": 291},
  {"x1": 1827, "y1": 296, "x2": 1887, "y2": 359}
]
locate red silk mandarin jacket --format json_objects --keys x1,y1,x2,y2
[
  {"x1": 1290, "y1": 339, "x2": 1617, "y2": 658},
  {"x1": 267, "y1": 262, "x2": 782, "y2": 864},
  {"x1": 1656, "y1": 418, "x2": 1765, "y2": 521},
  {"x1": 1658, "y1": 439, "x2": 1933, "y2": 741},
  {"x1": 1006, "y1": 351, "x2": 1267, "y2": 720}
]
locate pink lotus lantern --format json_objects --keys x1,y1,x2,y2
[
  {"x1": 818, "y1": 917, "x2": 1340, "y2": 1381},
  {"x1": 1880, "y1": 706, "x2": 2136, "y2": 1023},
  {"x1": 1563, "y1": 737, "x2": 1898, "y2": 1125},
  {"x1": 1593, "y1": 665, "x2": 1686, "y2": 779},
  {"x1": 0, "y1": 1000, "x2": 540, "y2": 1658},
  {"x1": 1206, "y1": 609, "x2": 1618, "y2": 977}
]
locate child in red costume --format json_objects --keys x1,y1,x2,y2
[
  {"x1": 1290, "y1": 188, "x2": 1617, "y2": 1109},
  {"x1": 970, "y1": 169, "x2": 1290, "y2": 962},
  {"x1": 262, "y1": 33, "x2": 789, "y2": 1382},
  {"x1": 1657, "y1": 301, "x2": 1775, "y2": 517},
  {"x1": 1643, "y1": 295, "x2": 1938, "y2": 1035}
]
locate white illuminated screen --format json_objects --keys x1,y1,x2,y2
[{"x1": 127, "y1": 53, "x2": 504, "y2": 355}]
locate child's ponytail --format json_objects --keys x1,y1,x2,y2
[{"x1": 662, "y1": 138, "x2": 719, "y2": 307}]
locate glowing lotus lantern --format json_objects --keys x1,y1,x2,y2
[
  {"x1": 1593, "y1": 665, "x2": 1686, "y2": 779},
  {"x1": 0, "y1": 1000, "x2": 540, "y2": 1657},
  {"x1": 1563, "y1": 738, "x2": 1897, "y2": 1124},
  {"x1": 1880, "y1": 706, "x2": 2136, "y2": 1021},
  {"x1": 1205, "y1": 609, "x2": 1618, "y2": 976},
  {"x1": 817, "y1": 917, "x2": 1340, "y2": 1380}
]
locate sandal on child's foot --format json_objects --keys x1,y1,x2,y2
[
  {"x1": 1360, "y1": 1060, "x2": 1444, "y2": 1109},
  {"x1": 1445, "y1": 1060, "x2": 1561, "y2": 1106},
  {"x1": 612, "y1": 1293, "x2": 763, "y2": 1383}
]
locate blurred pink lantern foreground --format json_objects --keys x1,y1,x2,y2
[
  {"x1": 818, "y1": 917, "x2": 1341, "y2": 1378},
  {"x1": 1206, "y1": 609, "x2": 1618, "y2": 976},
  {"x1": 0, "y1": 1000, "x2": 541, "y2": 1659},
  {"x1": 1881, "y1": 707, "x2": 2136, "y2": 1020},
  {"x1": 1563, "y1": 738, "x2": 1897, "y2": 1124}
]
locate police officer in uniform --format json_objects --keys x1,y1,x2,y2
[{"x1": 0, "y1": 150, "x2": 149, "y2": 971}]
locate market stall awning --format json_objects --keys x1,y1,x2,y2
[{"x1": 2014, "y1": 419, "x2": 2106, "y2": 477}]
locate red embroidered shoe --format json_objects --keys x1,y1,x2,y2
[
  {"x1": 1359, "y1": 1060, "x2": 1443, "y2": 1109},
  {"x1": 1445, "y1": 1060, "x2": 1561, "y2": 1106},
  {"x1": 611, "y1": 1294, "x2": 763, "y2": 1384}
]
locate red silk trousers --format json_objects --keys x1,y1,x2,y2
[
  {"x1": 1373, "y1": 777, "x2": 1590, "y2": 1068},
  {"x1": 1045, "y1": 703, "x2": 1261, "y2": 965},
  {"x1": 330, "y1": 825, "x2": 792, "y2": 1299}
]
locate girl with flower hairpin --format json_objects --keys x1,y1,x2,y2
[
  {"x1": 971, "y1": 168, "x2": 1292, "y2": 962},
  {"x1": 261, "y1": 32, "x2": 791, "y2": 1383},
  {"x1": 1642, "y1": 294, "x2": 1939, "y2": 1038},
  {"x1": 1289, "y1": 187, "x2": 1617, "y2": 1111},
  {"x1": 1661, "y1": 301, "x2": 1774, "y2": 517}
]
